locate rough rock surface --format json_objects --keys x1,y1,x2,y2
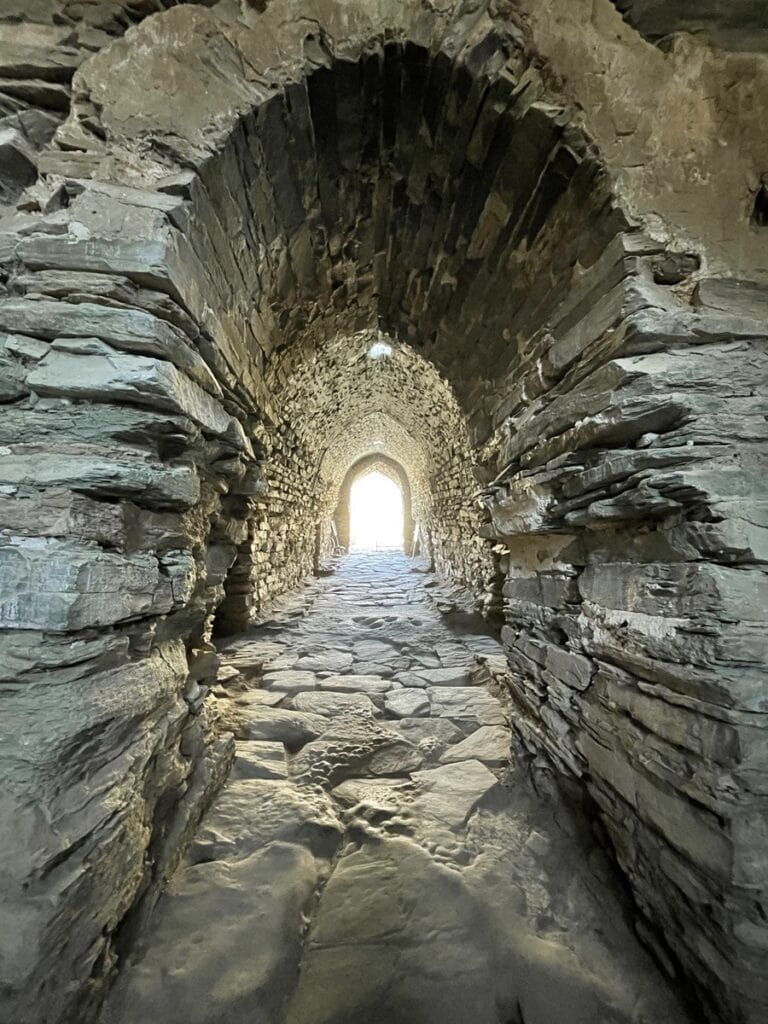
[
  {"x1": 0, "y1": 3, "x2": 766, "y2": 1023},
  {"x1": 101, "y1": 554, "x2": 691, "y2": 1024},
  {"x1": 611, "y1": 1, "x2": 768, "y2": 48}
]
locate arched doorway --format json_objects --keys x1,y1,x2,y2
[
  {"x1": 334, "y1": 455, "x2": 416, "y2": 555},
  {"x1": 349, "y1": 470, "x2": 404, "y2": 550}
]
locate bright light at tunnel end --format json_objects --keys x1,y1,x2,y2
[{"x1": 349, "y1": 471, "x2": 404, "y2": 551}]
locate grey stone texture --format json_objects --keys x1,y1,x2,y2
[
  {"x1": 101, "y1": 553, "x2": 691, "y2": 1024},
  {"x1": 0, "y1": 3, "x2": 765, "y2": 1024},
  {"x1": 612, "y1": 1, "x2": 768, "y2": 49}
]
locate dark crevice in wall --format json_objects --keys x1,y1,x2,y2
[{"x1": 751, "y1": 183, "x2": 768, "y2": 227}]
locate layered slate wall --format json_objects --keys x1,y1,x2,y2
[
  {"x1": 0, "y1": 3, "x2": 766, "y2": 1024},
  {"x1": 0, "y1": 260, "x2": 249, "y2": 1021},
  {"x1": 481, "y1": 238, "x2": 768, "y2": 1021}
]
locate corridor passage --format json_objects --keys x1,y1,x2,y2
[{"x1": 103, "y1": 554, "x2": 690, "y2": 1024}]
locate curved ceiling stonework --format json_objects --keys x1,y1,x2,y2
[
  {"x1": 284, "y1": 332, "x2": 470, "y2": 504},
  {"x1": 61, "y1": 22, "x2": 617, "y2": 423},
  {"x1": 0, "y1": 5, "x2": 767, "y2": 1024},
  {"x1": 8, "y1": 0, "x2": 763, "y2": 280},
  {"x1": 611, "y1": 1, "x2": 768, "y2": 49}
]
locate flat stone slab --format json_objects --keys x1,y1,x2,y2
[
  {"x1": 216, "y1": 665, "x2": 241, "y2": 684},
  {"x1": 294, "y1": 650, "x2": 353, "y2": 673},
  {"x1": 294, "y1": 691, "x2": 377, "y2": 717},
  {"x1": 232, "y1": 689, "x2": 284, "y2": 708},
  {"x1": 291, "y1": 719, "x2": 422, "y2": 784},
  {"x1": 231, "y1": 706, "x2": 327, "y2": 746},
  {"x1": 394, "y1": 717, "x2": 464, "y2": 757},
  {"x1": 283, "y1": 838, "x2": 507, "y2": 1024},
  {"x1": 352, "y1": 640, "x2": 397, "y2": 659},
  {"x1": 232, "y1": 741, "x2": 288, "y2": 780},
  {"x1": 412, "y1": 653, "x2": 441, "y2": 668},
  {"x1": 439, "y1": 726, "x2": 509, "y2": 767},
  {"x1": 188, "y1": 779, "x2": 342, "y2": 863},
  {"x1": 263, "y1": 652, "x2": 298, "y2": 671},
  {"x1": 434, "y1": 643, "x2": 478, "y2": 666},
  {"x1": 465, "y1": 639, "x2": 506, "y2": 657},
  {"x1": 218, "y1": 639, "x2": 285, "y2": 668},
  {"x1": 411, "y1": 760, "x2": 498, "y2": 831},
  {"x1": 352, "y1": 660, "x2": 394, "y2": 677},
  {"x1": 332, "y1": 777, "x2": 412, "y2": 809},
  {"x1": 367, "y1": 741, "x2": 424, "y2": 776},
  {"x1": 395, "y1": 671, "x2": 430, "y2": 688},
  {"x1": 416, "y1": 666, "x2": 473, "y2": 686},
  {"x1": 106, "y1": 844, "x2": 325, "y2": 1024},
  {"x1": 385, "y1": 689, "x2": 430, "y2": 718},
  {"x1": 318, "y1": 674, "x2": 397, "y2": 695},
  {"x1": 427, "y1": 686, "x2": 506, "y2": 725},
  {"x1": 264, "y1": 670, "x2": 318, "y2": 694}
]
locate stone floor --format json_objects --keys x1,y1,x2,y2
[{"x1": 102, "y1": 552, "x2": 692, "y2": 1024}]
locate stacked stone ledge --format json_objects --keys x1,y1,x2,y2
[
  {"x1": 481, "y1": 238, "x2": 768, "y2": 1023},
  {"x1": 0, "y1": 243, "x2": 261, "y2": 1022}
]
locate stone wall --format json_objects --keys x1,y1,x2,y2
[
  {"x1": 214, "y1": 421, "x2": 318, "y2": 634},
  {"x1": 482, "y1": 238, "x2": 768, "y2": 1022},
  {"x1": 0, "y1": 1, "x2": 220, "y2": 207},
  {"x1": 0, "y1": 263, "x2": 253, "y2": 1021},
  {"x1": 0, "y1": 3, "x2": 766, "y2": 1023},
  {"x1": 611, "y1": 1, "x2": 768, "y2": 48}
]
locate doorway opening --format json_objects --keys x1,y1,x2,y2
[{"x1": 349, "y1": 471, "x2": 404, "y2": 551}]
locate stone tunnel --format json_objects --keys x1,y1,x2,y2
[{"x1": 0, "y1": 2, "x2": 766, "y2": 1023}]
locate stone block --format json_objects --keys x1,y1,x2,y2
[
  {"x1": 0, "y1": 297, "x2": 218, "y2": 393},
  {"x1": 27, "y1": 341, "x2": 242, "y2": 443},
  {"x1": 294, "y1": 692, "x2": 377, "y2": 717},
  {"x1": 0, "y1": 453, "x2": 200, "y2": 509},
  {"x1": 544, "y1": 644, "x2": 594, "y2": 692},
  {"x1": 318, "y1": 675, "x2": 397, "y2": 695},
  {"x1": 411, "y1": 760, "x2": 498, "y2": 830},
  {"x1": 579, "y1": 561, "x2": 768, "y2": 621},
  {"x1": 439, "y1": 726, "x2": 509, "y2": 766},
  {"x1": 427, "y1": 686, "x2": 507, "y2": 725},
  {"x1": 415, "y1": 666, "x2": 472, "y2": 686},
  {"x1": 384, "y1": 689, "x2": 430, "y2": 718},
  {"x1": 0, "y1": 539, "x2": 171, "y2": 630}
]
